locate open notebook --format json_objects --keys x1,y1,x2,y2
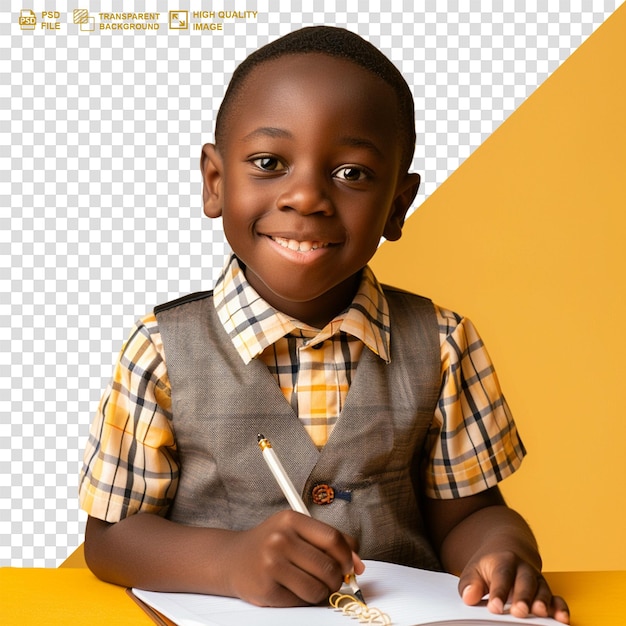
[{"x1": 130, "y1": 560, "x2": 558, "y2": 626}]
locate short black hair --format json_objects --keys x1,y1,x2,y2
[{"x1": 214, "y1": 26, "x2": 416, "y2": 173}]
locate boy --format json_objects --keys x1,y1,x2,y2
[{"x1": 79, "y1": 26, "x2": 568, "y2": 622}]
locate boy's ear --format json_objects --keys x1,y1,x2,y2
[
  {"x1": 383, "y1": 172, "x2": 420, "y2": 241},
  {"x1": 201, "y1": 143, "x2": 224, "y2": 218}
]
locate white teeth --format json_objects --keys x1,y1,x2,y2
[{"x1": 271, "y1": 236, "x2": 328, "y2": 253}]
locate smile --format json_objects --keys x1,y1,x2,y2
[{"x1": 270, "y1": 236, "x2": 331, "y2": 253}]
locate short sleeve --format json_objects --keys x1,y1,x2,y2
[
  {"x1": 78, "y1": 313, "x2": 179, "y2": 521},
  {"x1": 422, "y1": 307, "x2": 526, "y2": 499}
]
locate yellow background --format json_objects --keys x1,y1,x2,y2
[{"x1": 372, "y1": 5, "x2": 626, "y2": 571}]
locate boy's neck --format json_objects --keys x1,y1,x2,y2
[{"x1": 242, "y1": 264, "x2": 362, "y2": 329}]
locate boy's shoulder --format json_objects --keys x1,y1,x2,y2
[
  {"x1": 379, "y1": 284, "x2": 437, "y2": 331},
  {"x1": 153, "y1": 290, "x2": 214, "y2": 315},
  {"x1": 380, "y1": 283, "x2": 432, "y2": 303},
  {"x1": 379, "y1": 284, "x2": 464, "y2": 335}
]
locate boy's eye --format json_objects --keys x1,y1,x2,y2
[
  {"x1": 251, "y1": 156, "x2": 285, "y2": 171},
  {"x1": 334, "y1": 166, "x2": 368, "y2": 182}
]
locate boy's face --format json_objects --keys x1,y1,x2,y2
[{"x1": 202, "y1": 53, "x2": 419, "y2": 327}]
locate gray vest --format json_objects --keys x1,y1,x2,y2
[{"x1": 155, "y1": 286, "x2": 442, "y2": 570}]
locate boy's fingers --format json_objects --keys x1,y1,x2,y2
[
  {"x1": 459, "y1": 570, "x2": 489, "y2": 607},
  {"x1": 460, "y1": 560, "x2": 570, "y2": 625},
  {"x1": 258, "y1": 513, "x2": 365, "y2": 605},
  {"x1": 459, "y1": 557, "x2": 519, "y2": 614},
  {"x1": 548, "y1": 595, "x2": 570, "y2": 624},
  {"x1": 277, "y1": 551, "x2": 341, "y2": 605},
  {"x1": 352, "y1": 551, "x2": 365, "y2": 575},
  {"x1": 247, "y1": 512, "x2": 349, "y2": 605},
  {"x1": 285, "y1": 512, "x2": 355, "y2": 579},
  {"x1": 514, "y1": 574, "x2": 553, "y2": 617},
  {"x1": 507, "y1": 566, "x2": 542, "y2": 618},
  {"x1": 510, "y1": 570, "x2": 570, "y2": 623},
  {"x1": 459, "y1": 561, "x2": 516, "y2": 614},
  {"x1": 461, "y1": 582, "x2": 487, "y2": 606},
  {"x1": 531, "y1": 592, "x2": 570, "y2": 625},
  {"x1": 341, "y1": 533, "x2": 365, "y2": 575}
]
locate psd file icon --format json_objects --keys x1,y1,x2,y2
[{"x1": 19, "y1": 9, "x2": 37, "y2": 30}]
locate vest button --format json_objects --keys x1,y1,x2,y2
[{"x1": 311, "y1": 483, "x2": 334, "y2": 505}]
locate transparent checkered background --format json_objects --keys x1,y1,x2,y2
[{"x1": 1, "y1": 0, "x2": 619, "y2": 567}]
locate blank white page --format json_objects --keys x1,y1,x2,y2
[{"x1": 132, "y1": 560, "x2": 557, "y2": 626}]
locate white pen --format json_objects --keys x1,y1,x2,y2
[{"x1": 257, "y1": 433, "x2": 366, "y2": 604}]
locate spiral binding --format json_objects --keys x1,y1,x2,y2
[{"x1": 329, "y1": 592, "x2": 392, "y2": 624}]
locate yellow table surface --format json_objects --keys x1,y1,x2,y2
[
  {"x1": 1, "y1": 567, "x2": 625, "y2": 625},
  {"x1": 1, "y1": 567, "x2": 153, "y2": 625}
]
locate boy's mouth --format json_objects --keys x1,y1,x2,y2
[{"x1": 270, "y1": 236, "x2": 331, "y2": 253}]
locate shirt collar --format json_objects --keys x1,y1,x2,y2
[{"x1": 213, "y1": 255, "x2": 391, "y2": 364}]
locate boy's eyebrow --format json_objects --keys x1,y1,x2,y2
[
  {"x1": 242, "y1": 127, "x2": 293, "y2": 141},
  {"x1": 242, "y1": 127, "x2": 384, "y2": 159},
  {"x1": 338, "y1": 136, "x2": 384, "y2": 159}
]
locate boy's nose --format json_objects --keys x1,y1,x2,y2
[{"x1": 276, "y1": 170, "x2": 333, "y2": 216}]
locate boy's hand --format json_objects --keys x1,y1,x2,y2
[
  {"x1": 226, "y1": 510, "x2": 363, "y2": 607},
  {"x1": 84, "y1": 512, "x2": 362, "y2": 604},
  {"x1": 424, "y1": 487, "x2": 569, "y2": 624},
  {"x1": 458, "y1": 549, "x2": 569, "y2": 623}
]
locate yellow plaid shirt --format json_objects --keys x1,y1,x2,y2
[{"x1": 79, "y1": 255, "x2": 525, "y2": 522}]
